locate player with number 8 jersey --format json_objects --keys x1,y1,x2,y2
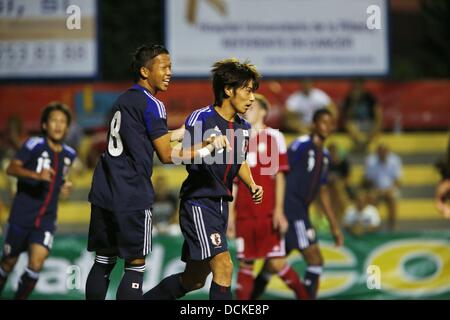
[{"x1": 85, "y1": 45, "x2": 225, "y2": 300}]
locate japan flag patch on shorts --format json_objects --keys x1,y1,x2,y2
[{"x1": 210, "y1": 233, "x2": 222, "y2": 247}]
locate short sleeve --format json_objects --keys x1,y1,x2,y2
[
  {"x1": 183, "y1": 114, "x2": 205, "y2": 149},
  {"x1": 286, "y1": 93, "x2": 301, "y2": 112},
  {"x1": 15, "y1": 137, "x2": 42, "y2": 164},
  {"x1": 315, "y1": 89, "x2": 331, "y2": 106},
  {"x1": 144, "y1": 98, "x2": 169, "y2": 141},
  {"x1": 365, "y1": 206, "x2": 381, "y2": 227}
]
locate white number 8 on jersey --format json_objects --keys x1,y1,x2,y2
[{"x1": 108, "y1": 111, "x2": 124, "y2": 157}]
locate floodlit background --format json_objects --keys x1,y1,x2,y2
[{"x1": 0, "y1": 0, "x2": 449, "y2": 299}]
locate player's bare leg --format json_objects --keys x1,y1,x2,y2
[
  {"x1": 143, "y1": 253, "x2": 210, "y2": 300},
  {"x1": 208, "y1": 251, "x2": 233, "y2": 299},
  {"x1": 0, "y1": 255, "x2": 19, "y2": 297},
  {"x1": 143, "y1": 251, "x2": 232, "y2": 300},
  {"x1": 301, "y1": 244, "x2": 324, "y2": 299},
  {"x1": 180, "y1": 258, "x2": 211, "y2": 291},
  {"x1": 14, "y1": 243, "x2": 49, "y2": 300},
  {"x1": 385, "y1": 191, "x2": 397, "y2": 231},
  {"x1": 116, "y1": 256, "x2": 146, "y2": 300},
  {"x1": 236, "y1": 260, "x2": 255, "y2": 300},
  {"x1": 86, "y1": 248, "x2": 118, "y2": 300}
]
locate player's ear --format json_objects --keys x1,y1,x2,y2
[
  {"x1": 42, "y1": 122, "x2": 47, "y2": 132},
  {"x1": 224, "y1": 86, "x2": 233, "y2": 98},
  {"x1": 139, "y1": 66, "x2": 149, "y2": 80}
]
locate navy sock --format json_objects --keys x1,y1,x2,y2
[
  {"x1": 85, "y1": 255, "x2": 117, "y2": 300},
  {"x1": 0, "y1": 266, "x2": 9, "y2": 297},
  {"x1": 304, "y1": 266, "x2": 322, "y2": 299},
  {"x1": 116, "y1": 264, "x2": 145, "y2": 300},
  {"x1": 143, "y1": 273, "x2": 187, "y2": 300},
  {"x1": 14, "y1": 267, "x2": 39, "y2": 300},
  {"x1": 251, "y1": 271, "x2": 271, "y2": 299},
  {"x1": 209, "y1": 281, "x2": 231, "y2": 300}
]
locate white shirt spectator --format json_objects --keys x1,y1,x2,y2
[
  {"x1": 286, "y1": 88, "x2": 331, "y2": 125},
  {"x1": 365, "y1": 153, "x2": 402, "y2": 190},
  {"x1": 343, "y1": 205, "x2": 381, "y2": 228}
]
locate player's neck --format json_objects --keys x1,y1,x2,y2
[
  {"x1": 137, "y1": 81, "x2": 157, "y2": 96},
  {"x1": 46, "y1": 137, "x2": 63, "y2": 153},
  {"x1": 251, "y1": 121, "x2": 265, "y2": 130},
  {"x1": 214, "y1": 103, "x2": 236, "y2": 122},
  {"x1": 312, "y1": 133, "x2": 324, "y2": 148}
]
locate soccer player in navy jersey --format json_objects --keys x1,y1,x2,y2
[
  {"x1": 252, "y1": 108, "x2": 344, "y2": 300},
  {"x1": 0, "y1": 102, "x2": 76, "y2": 299},
  {"x1": 85, "y1": 45, "x2": 229, "y2": 300},
  {"x1": 143, "y1": 58, "x2": 263, "y2": 300}
]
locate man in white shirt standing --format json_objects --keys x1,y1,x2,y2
[
  {"x1": 283, "y1": 79, "x2": 337, "y2": 134},
  {"x1": 364, "y1": 143, "x2": 402, "y2": 231}
]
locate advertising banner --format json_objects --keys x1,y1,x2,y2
[
  {"x1": 166, "y1": 0, "x2": 389, "y2": 77},
  {"x1": 0, "y1": 0, "x2": 98, "y2": 78},
  {"x1": 2, "y1": 231, "x2": 449, "y2": 299}
]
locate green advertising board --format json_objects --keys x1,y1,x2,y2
[{"x1": 1, "y1": 231, "x2": 450, "y2": 300}]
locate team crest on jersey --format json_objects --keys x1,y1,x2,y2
[
  {"x1": 306, "y1": 229, "x2": 316, "y2": 241},
  {"x1": 210, "y1": 233, "x2": 222, "y2": 247}
]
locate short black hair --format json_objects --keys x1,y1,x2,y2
[
  {"x1": 132, "y1": 44, "x2": 169, "y2": 82},
  {"x1": 211, "y1": 58, "x2": 261, "y2": 106},
  {"x1": 41, "y1": 102, "x2": 72, "y2": 134},
  {"x1": 312, "y1": 108, "x2": 332, "y2": 123}
]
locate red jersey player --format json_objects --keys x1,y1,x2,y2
[{"x1": 228, "y1": 94, "x2": 309, "y2": 300}]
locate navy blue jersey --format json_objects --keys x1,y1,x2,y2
[
  {"x1": 88, "y1": 84, "x2": 169, "y2": 211},
  {"x1": 180, "y1": 105, "x2": 251, "y2": 201},
  {"x1": 9, "y1": 137, "x2": 77, "y2": 230},
  {"x1": 284, "y1": 135, "x2": 330, "y2": 220}
]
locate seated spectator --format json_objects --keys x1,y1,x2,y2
[
  {"x1": 342, "y1": 79, "x2": 382, "y2": 152},
  {"x1": 435, "y1": 135, "x2": 450, "y2": 218},
  {"x1": 151, "y1": 175, "x2": 180, "y2": 235},
  {"x1": 343, "y1": 189, "x2": 381, "y2": 236},
  {"x1": 283, "y1": 79, "x2": 337, "y2": 134},
  {"x1": 327, "y1": 143, "x2": 352, "y2": 222},
  {"x1": 364, "y1": 143, "x2": 402, "y2": 231}
]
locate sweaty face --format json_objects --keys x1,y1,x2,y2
[
  {"x1": 313, "y1": 113, "x2": 333, "y2": 140},
  {"x1": 146, "y1": 54, "x2": 172, "y2": 93},
  {"x1": 44, "y1": 110, "x2": 69, "y2": 142},
  {"x1": 229, "y1": 80, "x2": 256, "y2": 114},
  {"x1": 244, "y1": 99, "x2": 265, "y2": 126}
]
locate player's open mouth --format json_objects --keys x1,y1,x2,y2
[{"x1": 163, "y1": 79, "x2": 170, "y2": 85}]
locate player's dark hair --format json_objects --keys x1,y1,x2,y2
[
  {"x1": 40, "y1": 102, "x2": 72, "y2": 134},
  {"x1": 312, "y1": 108, "x2": 332, "y2": 123},
  {"x1": 211, "y1": 58, "x2": 261, "y2": 106},
  {"x1": 132, "y1": 44, "x2": 169, "y2": 82}
]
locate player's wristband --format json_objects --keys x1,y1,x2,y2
[{"x1": 197, "y1": 147, "x2": 211, "y2": 158}]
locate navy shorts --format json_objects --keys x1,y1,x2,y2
[
  {"x1": 180, "y1": 198, "x2": 228, "y2": 262},
  {"x1": 87, "y1": 204, "x2": 153, "y2": 260},
  {"x1": 2, "y1": 223, "x2": 54, "y2": 258},
  {"x1": 285, "y1": 206, "x2": 318, "y2": 252}
]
